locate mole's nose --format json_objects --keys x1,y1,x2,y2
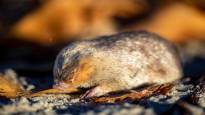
[{"x1": 53, "y1": 82, "x2": 69, "y2": 90}]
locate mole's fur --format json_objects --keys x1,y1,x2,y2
[{"x1": 53, "y1": 31, "x2": 182, "y2": 98}]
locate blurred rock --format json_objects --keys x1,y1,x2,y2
[
  {"x1": 130, "y1": 3, "x2": 205, "y2": 43},
  {"x1": 10, "y1": 0, "x2": 146, "y2": 45},
  {"x1": 184, "y1": 0, "x2": 205, "y2": 10}
]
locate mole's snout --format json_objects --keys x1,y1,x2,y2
[{"x1": 53, "y1": 82, "x2": 69, "y2": 90}]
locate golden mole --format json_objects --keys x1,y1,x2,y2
[{"x1": 53, "y1": 31, "x2": 182, "y2": 98}]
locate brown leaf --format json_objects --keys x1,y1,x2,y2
[
  {"x1": 93, "y1": 84, "x2": 174, "y2": 103},
  {"x1": 0, "y1": 75, "x2": 25, "y2": 99},
  {"x1": 23, "y1": 88, "x2": 82, "y2": 98}
]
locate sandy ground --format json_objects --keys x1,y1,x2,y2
[{"x1": 0, "y1": 70, "x2": 204, "y2": 115}]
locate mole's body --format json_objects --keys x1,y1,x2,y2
[{"x1": 53, "y1": 31, "x2": 182, "y2": 98}]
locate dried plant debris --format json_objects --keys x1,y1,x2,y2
[
  {"x1": 93, "y1": 84, "x2": 173, "y2": 103},
  {"x1": 0, "y1": 69, "x2": 34, "y2": 99},
  {"x1": 24, "y1": 88, "x2": 82, "y2": 98},
  {"x1": 0, "y1": 70, "x2": 31, "y2": 98},
  {"x1": 0, "y1": 75, "x2": 24, "y2": 98}
]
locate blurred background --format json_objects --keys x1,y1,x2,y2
[{"x1": 0, "y1": 0, "x2": 204, "y2": 79}]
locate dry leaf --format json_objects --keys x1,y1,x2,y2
[
  {"x1": 0, "y1": 75, "x2": 24, "y2": 98},
  {"x1": 93, "y1": 84, "x2": 174, "y2": 103},
  {"x1": 24, "y1": 88, "x2": 81, "y2": 98}
]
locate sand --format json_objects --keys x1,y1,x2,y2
[{"x1": 0, "y1": 69, "x2": 204, "y2": 115}]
